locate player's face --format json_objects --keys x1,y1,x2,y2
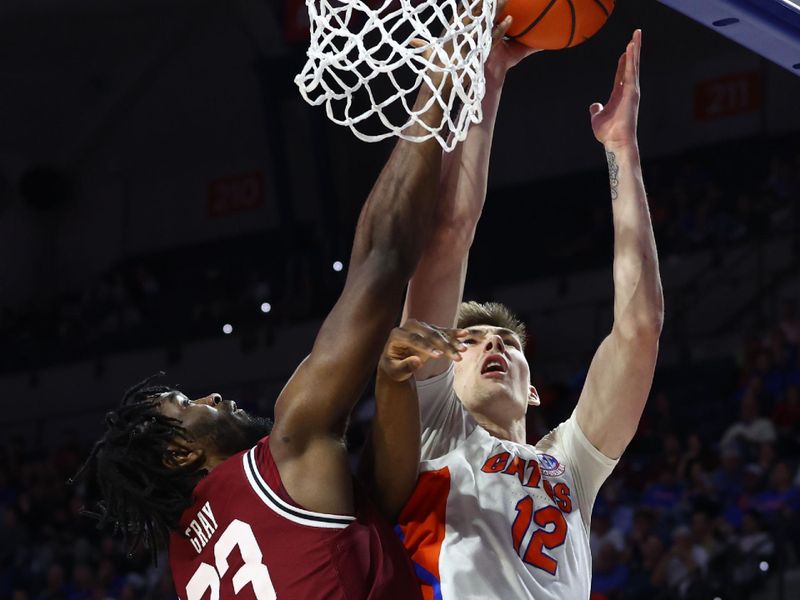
[
  {"x1": 453, "y1": 326, "x2": 536, "y2": 418},
  {"x1": 158, "y1": 391, "x2": 271, "y2": 458}
]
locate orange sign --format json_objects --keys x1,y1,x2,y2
[
  {"x1": 694, "y1": 71, "x2": 763, "y2": 121},
  {"x1": 208, "y1": 171, "x2": 264, "y2": 218}
]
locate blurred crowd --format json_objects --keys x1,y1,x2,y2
[
  {"x1": 1, "y1": 135, "x2": 799, "y2": 375},
  {"x1": 583, "y1": 304, "x2": 800, "y2": 600},
  {"x1": 0, "y1": 435, "x2": 175, "y2": 600},
  {"x1": 0, "y1": 226, "x2": 336, "y2": 375}
]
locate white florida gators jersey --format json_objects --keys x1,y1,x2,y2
[{"x1": 396, "y1": 365, "x2": 618, "y2": 599}]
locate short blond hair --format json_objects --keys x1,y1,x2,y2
[{"x1": 456, "y1": 301, "x2": 526, "y2": 350}]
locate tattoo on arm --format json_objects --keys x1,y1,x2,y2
[{"x1": 606, "y1": 151, "x2": 619, "y2": 201}]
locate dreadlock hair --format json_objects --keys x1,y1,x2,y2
[
  {"x1": 71, "y1": 374, "x2": 202, "y2": 562},
  {"x1": 457, "y1": 301, "x2": 527, "y2": 351}
]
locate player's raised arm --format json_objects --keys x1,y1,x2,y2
[
  {"x1": 402, "y1": 32, "x2": 539, "y2": 381},
  {"x1": 359, "y1": 321, "x2": 467, "y2": 518},
  {"x1": 574, "y1": 30, "x2": 664, "y2": 460},
  {"x1": 269, "y1": 35, "x2": 471, "y2": 515}
]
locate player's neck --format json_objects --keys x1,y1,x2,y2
[
  {"x1": 470, "y1": 410, "x2": 527, "y2": 445},
  {"x1": 202, "y1": 452, "x2": 233, "y2": 474}
]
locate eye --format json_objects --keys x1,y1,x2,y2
[
  {"x1": 462, "y1": 338, "x2": 476, "y2": 345},
  {"x1": 504, "y1": 337, "x2": 520, "y2": 349}
]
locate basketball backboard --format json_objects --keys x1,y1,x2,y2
[{"x1": 657, "y1": 0, "x2": 800, "y2": 75}]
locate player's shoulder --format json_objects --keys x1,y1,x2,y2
[{"x1": 533, "y1": 418, "x2": 572, "y2": 453}]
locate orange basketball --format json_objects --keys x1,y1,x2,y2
[{"x1": 500, "y1": 0, "x2": 615, "y2": 50}]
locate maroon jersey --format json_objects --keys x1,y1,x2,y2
[{"x1": 169, "y1": 436, "x2": 421, "y2": 600}]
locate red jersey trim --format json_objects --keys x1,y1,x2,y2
[{"x1": 243, "y1": 446, "x2": 355, "y2": 528}]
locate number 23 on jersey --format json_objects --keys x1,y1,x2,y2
[{"x1": 185, "y1": 519, "x2": 276, "y2": 600}]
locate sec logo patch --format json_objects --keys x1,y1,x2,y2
[{"x1": 537, "y1": 453, "x2": 565, "y2": 477}]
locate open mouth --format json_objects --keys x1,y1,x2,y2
[{"x1": 481, "y1": 354, "x2": 508, "y2": 376}]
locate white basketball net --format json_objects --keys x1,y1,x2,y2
[{"x1": 295, "y1": 0, "x2": 497, "y2": 151}]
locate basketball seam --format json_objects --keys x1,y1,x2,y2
[
  {"x1": 565, "y1": 0, "x2": 576, "y2": 48},
  {"x1": 508, "y1": 0, "x2": 559, "y2": 41},
  {"x1": 591, "y1": 0, "x2": 610, "y2": 17}
]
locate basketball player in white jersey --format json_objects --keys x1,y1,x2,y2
[{"x1": 394, "y1": 30, "x2": 664, "y2": 598}]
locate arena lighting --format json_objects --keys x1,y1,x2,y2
[
  {"x1": 657, "y1": 0, "x2": 800, "y2": 74},
  {"x1": 260, "y1": 302, "x2": 272, "y2": 313},
  {"x1": 778, "y1": 0, "x2": 800, "y2": 14},
  {"x1": 222, "y1": 323, "x2": 233, "y2": 335},
  {"x1": 759, "y1": 561, "x2": 770, "y2": 572},
  {"x1": 333, "y1": 261, "x2": 344, "y2": 272}
]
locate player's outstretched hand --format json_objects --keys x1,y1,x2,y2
[
  {"x1": 590, "y1": 29, "x2": 641, "y2": 150},
  {"x1": 485, "y1": 4, "x2": 542, "y2": 82},
  {"x1": 410, "y1": 0, "x2": 515, "y2": 68},
  {"x1": 379, "y1": 320, "x2": 467, "y2": 382}
]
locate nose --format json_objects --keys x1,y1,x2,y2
[
  {"x1": 197, "y1": 393, "x2": 222, "y2": 406},
  {"x1": 484, "y1": 335, "x2": 505, "y2": 352}
]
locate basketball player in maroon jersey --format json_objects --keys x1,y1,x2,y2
[{"x1": 72, "y1": 14, "x2": 514, "y2": 599}]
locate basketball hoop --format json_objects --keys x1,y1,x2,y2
[{"x1": 294, "y1": 0, "x2": 497, "y2": 151}]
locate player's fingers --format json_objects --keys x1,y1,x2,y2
[
  {"x1": 439, "y1": 327, "x2": 469, "y2": 346},
  {"x1": 436, "y1": 328, "x2": 469, "y2": 360},
  {"x1": 403, "y1": 319, "x2": 450, "y2": 342},
  {"x1": 409, "y1": 37, "x2": 433, "y2": 61},
  {"x1": 615, "y1": 51, "x2": 626, "y2": 87},
  {"x1": 388, "y1": 327, "x2": 443, "y2": 358},
  {"x1": 404, "y1": 320, "x2": 465, "y2": 355},
  {"x1": 624, "y1": 40, "x2": 635, "y2": 86},
  {"x1": 493, "y1": 15, "x2": 513, "y2": 43},
  {"x1": 400, "y1": 356, "x2": 423, "y2": 374},
  {"x1": 624, "y1": 37, "x2": 641, "y2": 103},
  {"x1": 406, "y1": 332, "x2": 449, "y2": 358},
  {"x1": 607, "y1": 52, "x2": 625, "y2": 104},
  {"x1": 381, "y1": 355, "x2": 423, "y2": 382},
  {"x1": 634, "y1": 29, "x2": 642, "y2": 82},
  {"x1": 413, "y1": 330, "x2": 464, "y2": 360},
  {"x1": 433, "y1": 326, "x2": 470, "y2": 356}
]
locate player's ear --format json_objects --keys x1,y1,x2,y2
[
  {"x1": 528, "y1": 385, "x2": 540, "y2": 407},
  {"x1": 163, "y1": 440, "x2": 204, "y2": 470}
]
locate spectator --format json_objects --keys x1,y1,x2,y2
[
  {"x1": 720, "y1": 391, "x2": 777, "y2": 451},
  {"x1": 689, "y1": 510, "x2": 724, "y2": 563},
  {"x1": 773, "y1": 384, "x2": 800, "y2": 436},
  {"x1": 641, "y1": 467, "x2": 684, "y2": 512},
  {"x1": 756, "y1": 461, "x2": 800, "y2": 519},
  {"x1": 591, "y1": 542, "x2": 629, "y2": 598},
  {"x1": 732, "y1": 510, "x2": 775, "y2": 594},
  {"x1": 725, "y1": 464, "x2": 765, "y2": 528},
  {"x1": 779, "y1": 299, "x2": 800, "y2": 345},
  {"x1": 598, "y1": 477, "x2": 634, "y2": 537},
  {"x1": 590, "y1": 507, "x2": 625, "y2": 562},
  {"x1": 711, "y1": 446, "x2": 743, "y2": 504},
  {"x1": 683, "y1": 461, "x2": 717, "y2": 512},
  {"x1": 624, "y1": 534, "x2": 666, "y2": 599},
  {"x1": 652, "y1": 526, "x2": 709, "y2": 598}
]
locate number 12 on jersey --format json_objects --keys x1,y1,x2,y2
[{"x1": 511, "y1": 496, "x2": 568, "y2": 575}]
